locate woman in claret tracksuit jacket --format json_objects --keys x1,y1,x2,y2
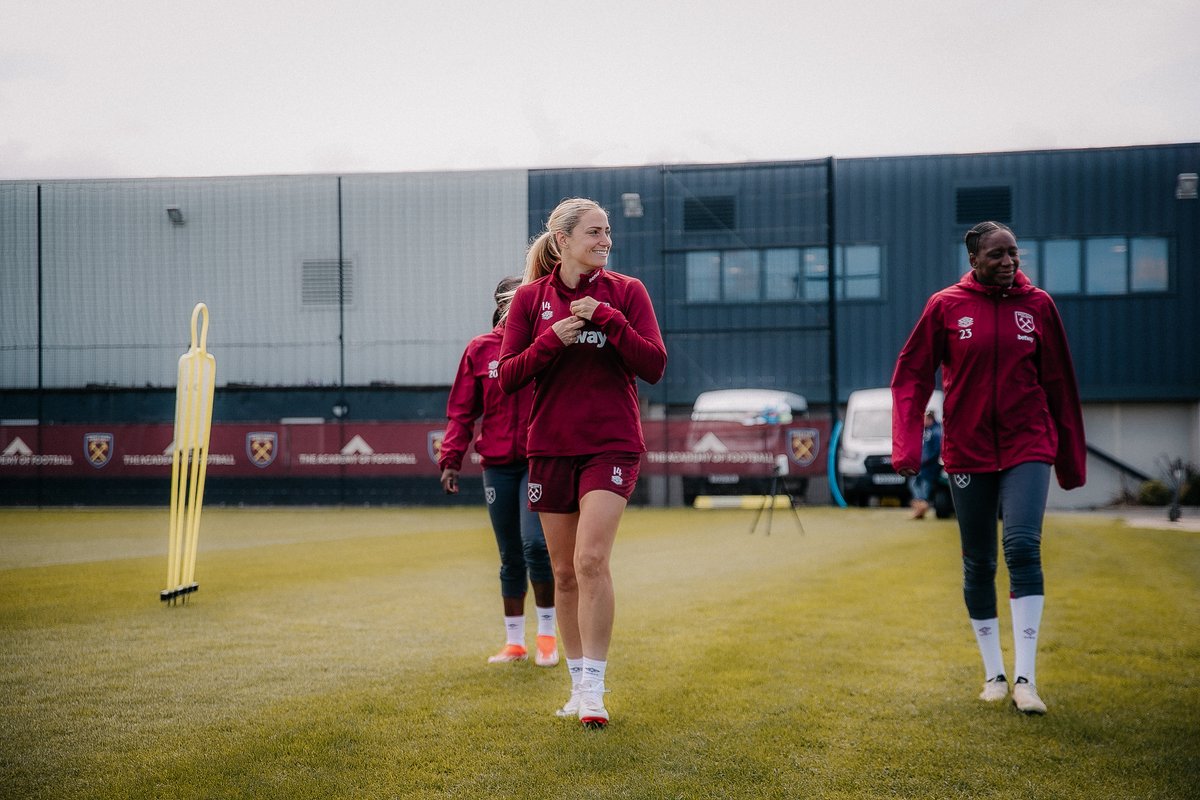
[
  {"x1": 499, "y1": 198, "x2": 666, "y2": 729},
  {"x1": 440, "y1": 277, "x2": 558, "y2": 669},
  {"x1": 892, "y1": 221, "x2": 1086, "y2": 716}
]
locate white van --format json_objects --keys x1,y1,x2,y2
[
  {"x1": 682, "y1": 388, "x2": 810, "y2": 505},
  {"x1": 837, "y1": 387, "x2": 951, "y2": 515}
]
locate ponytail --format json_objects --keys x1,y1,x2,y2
[{"x1": 523, "y1": 231, "x2": 559, "y2": 283}]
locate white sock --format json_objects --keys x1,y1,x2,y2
[
  {"x1": 536, "y1": 606, "x2": 556, "y2": 638},
  {"x1": 503, "y1": 615, "x2": 524, "y2": 647},
  {"x1": 971, "y1": 617, "x2": 1006, "y2": 680},
  {"x1": 582, "y1": 657, "x2": 607, "y2": 691},
  {"x1": 566, "y1": 658, "x2": 584, "y2": 689},
  {"x1": 1011, "y1": 595, "x2": 1044, "y2": 684}
]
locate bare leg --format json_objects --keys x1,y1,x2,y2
[
  {"x1": 501, "y1": 594, "x2": 525, "y2": 617},
  {"x1": 539, "y1": 511, "x2": 580, "y2": 659},
  {"x1": 530, "y1": 580, "x2": 555, "y2": 609},
  {"x1": 575, "y1": 490, "x2": 626, "y2": 660}
]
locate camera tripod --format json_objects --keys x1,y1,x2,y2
[{"x1": 749, "y1": 460, "x2": 805, "y2": 536}]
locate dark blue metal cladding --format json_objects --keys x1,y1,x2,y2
[
  {"x1": 526, "y1": 166, "x2": 670, "y2": 404},
  {"x1": 530, "y1": 162, "x2": 835, "y2": 407},
  {"x1": 532, "y1": 143, "x2": 1200, "y2": 408},
  {"x1": 836, "y1": 144, "x2": 1200, "y2": 402}
]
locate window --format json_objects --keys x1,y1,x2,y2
[
  {"x1": 965, "y1": 235, "x2": 1169, "y2": 296},
  {"x1": 1130, "y1": 237, "x2": 1168, "y2": 292},
  {"x1": 722, "y1": 249, "x2": 759, "y2": 301},
  {"x1": 1041, "y1": 240, "x2": 1081, "y2": 294},
  {"x1": 685, "y1": 245, "x2": 883, "y2": 303},
  {"x1": 764, "y1": 249, "x2": 802, "y2": 300},
  {"x1": 685, "y1": 252, "x2": 721, "y2": 302},
  {"x1": 1085, "y1": 238, "x2": 1127, "y2": 295},
  {"x1": 843, "y1": 245, "x2": 882, "y2": 299},
  {"x1": 1016, "y1": 243, "x2": 1039, "y2": 286}
]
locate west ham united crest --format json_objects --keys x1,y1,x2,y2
[
  {"x1": 788, "y1": 428, "x2": 819, "y2": 467},
  {"x1": 85, "y1": 432, "x2": 114, "y2": 468},
  {"x1": 1014, "y1": 311, "x2": 1035, "y2": 333},
  {"x1": 428, "y1": 430, "x2": 444, "y2": 465},
  {"x1": 246, "y1": 432, "x2": 277, "y2": 468}
]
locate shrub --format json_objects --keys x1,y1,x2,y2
[{"x1": 1137, "y1": 480, "x2": 1172, "y2": 506}]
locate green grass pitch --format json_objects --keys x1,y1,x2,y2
[{"x1": 1, "y1": 505, "x2": 1197, "y2": 799}]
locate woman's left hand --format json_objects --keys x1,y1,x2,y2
[{"x1": 569, "y1": 297, "x2": 601, "y2": 321}]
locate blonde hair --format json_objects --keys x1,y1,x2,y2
[{"x1": 523, "y1": 198, "x2": 607, "y2": 283}]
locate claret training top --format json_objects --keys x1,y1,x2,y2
[
  {"x1": 891, "y1": 269, "x2": 1086, "y2": 490},
  {"x1": 439, "y1": 324, "x2": 533, "y2": 473},
  {"x1": 498, "y1": 265, "x2": 666, "y2": 457}
]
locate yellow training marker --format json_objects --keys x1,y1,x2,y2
[{"x1": 161, "y1": 303, "x2": 216, "y2": 605}]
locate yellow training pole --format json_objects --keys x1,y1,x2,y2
[{"x1": 162, "y1": 303, "x2": 216, "y2": 604}]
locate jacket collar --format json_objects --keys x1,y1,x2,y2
[
  {"x1": 957, "y1": 268, "x2": 1034, "y2": 296},
  {"x1": 550, "y1": 262, "x2": 606, "y2": 296}
]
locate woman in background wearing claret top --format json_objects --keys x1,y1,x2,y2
[
  {"x1": 499, "y1": 198, "x2": 666, "y2": 729},
  {"x1": 440, "y1": 277, "x2": 558, "y2": 669},
  {"x1": 892, "y1": 221, "x2": 1086, "y2": 715}
]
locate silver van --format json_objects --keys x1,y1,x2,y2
[
  {"x1": 682, "y1": 389, "x2": 810, "y2": 506},
  {"x1": 837, "y1": 387, "x2": 952, "y2": 516}
]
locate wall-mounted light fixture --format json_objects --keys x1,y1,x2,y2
[
  {"x1": 1176, "y1": 173, "x2": 1198, "y2": 200},
  {"x1": 166, "y1": 206, "x2": 185, "y2": 226},
  {"x1": 621, "y1": 192, "x2": 644, "y2": 218}
]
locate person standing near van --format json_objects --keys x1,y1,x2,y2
[
  {"x1": 891, "y1": 221, "x2": 1086, "y2": 715},
  {"x1": 909, "y1": 410, "x2": 942, "y2": 519},
  {"x1": 440, "y1": 277, "x2": 559, "y2": 669},
  {"x1": 500, "y1": 198, "x2": 667, "y2": 728}
]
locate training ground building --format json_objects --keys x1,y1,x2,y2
[{"x1": 1, "y1": 142, "x2": 1197, "y2": 509}]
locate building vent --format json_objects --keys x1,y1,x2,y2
[
  {"x1": 301, "y1": 259, "x2": 354, "y2": 306},
  {"x1": 955, "y1": 186, "x2": 1012, "y2": 224},
  {"x1": 683, "y1": 195, "x2": 736, "y2": 231}
]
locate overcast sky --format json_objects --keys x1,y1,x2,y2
[{"x1": 2, "y1": 0, "x2": 1197, "y2": 181}]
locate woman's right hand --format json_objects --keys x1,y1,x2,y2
[
  {"x1": 552, "y1": 315, "x2": 585, "y2": 346},
  {"x1": 440, "y1": 468, "x2": 459, "y2": 494},
  {"x1": 897, "y1": 468, "x2": 917, "y2": 478}
]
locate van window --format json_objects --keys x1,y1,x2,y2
[{"x1": 850, "y1": 409, "x2": 892, "y2": 439}]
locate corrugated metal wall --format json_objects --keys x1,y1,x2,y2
[
  {"x1": 836, "y1": 144, "x2": 1200, "y2": 402},
  {"x1": 527, "y1": 161, "x2": 835, "y2": 407},
  {"x1": 3, "y1": 144, "x2": 1196, "y2": 405},
  {"x1": 0, "y1": 182, "x2": 38, "y2": 387},
  {"x1": 0, "y1": 170, "x2": 528, "y2": 390},
  {"x1": 529, "y1": 143, "x2": 1200, "y2": 407}
]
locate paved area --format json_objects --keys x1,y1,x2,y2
[{"x1": 1058, "y1": 507, "x2": 1200, "y2": 533}]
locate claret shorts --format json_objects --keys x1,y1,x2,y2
[{"x1": 526, "y1": 451, "x2": 641, "y2": 514}]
